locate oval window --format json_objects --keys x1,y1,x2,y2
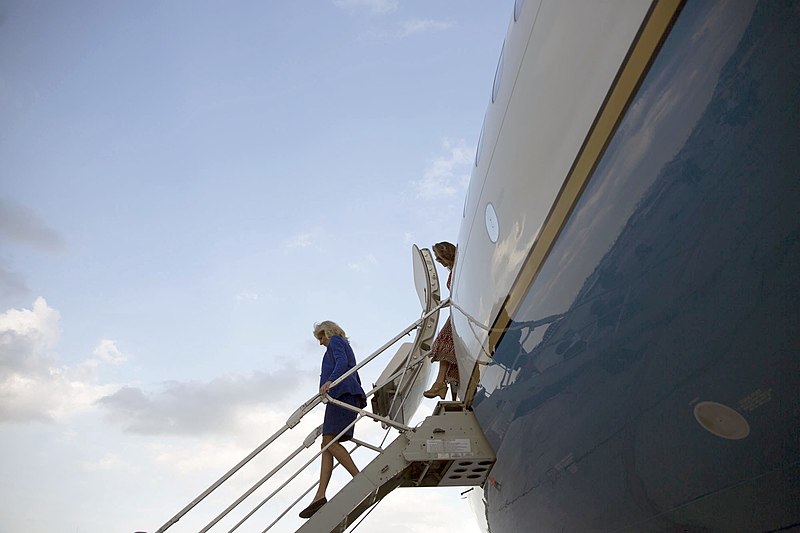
[
  {"x1": 514, "y1": 0, "x2": 525, "y2": 21},
  {"x1": 492, "y1": 44, "x2": 504, "y2": 103},
  {"x1": 475, "y1": 119, "x2": 485, "y2": 167},
  {"x1": 485, "y1": 203, "x2": 499, "y2": 243}
]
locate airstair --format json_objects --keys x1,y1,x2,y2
[{"x1": 154, "y1": 246, "x2": 495, "y2": 533}]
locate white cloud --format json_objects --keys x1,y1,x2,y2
[
  {"x1": 91, "y1": 339, "x2": 127, "y2": 364},
  {"x1": 2, "y1": 367, "x2": 119, "y2": 422},
  {"x1": 235, "y1": 290, "x2": 259, "y2": 302},
  {"x1": 398, "y1": 18, "x2": 454, "y2": 38},
  {"x1": 360, "y1": 488, "x2": 483, "y2": 533},
  {"x1": 0, "y1": 298, "x2": 123, "y2": 423},
  {"x1": 0, "y1": 296, "x2": 60, "y2": 374},
  {"x1": 286, "y1": 231, "x2": 315, "y2": 249},
  {"x1": 150, "y1": 439, "x2": 254, "y2": 476},
  {"x1": 97, "y1": 369, "x2": 316, "y2": 436},
  {"x1": 82, "y1": 453, "x2": 136, "y2": 473},
  {"x1": 0, "y1": 298, "x2": 317, "y2": 438},
  {"x1": 144, "y1": 408, "x2": 308, "y2": 476},
  {"x1": 75, "y1": 339, "x2": 129, "y2": 385},
  {"x1": 333, "y1": 0, "x2": 398, "y2": 16},
  {"x1": 414, "y1": 139, "x2": 473, "y2": 201},
  {"x1": 366, "y1": 18, "x2": 455, "y2": 41},
  {"x1": 348, "y1": 253, "x2": 378, "y2": 272},
  {"x1": 0, "y1": 300, "x2": 482, "y2": 532}
]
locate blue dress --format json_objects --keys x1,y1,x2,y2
[{"x1": 320, "y1": 335, "x2": 367, "y2": 441}]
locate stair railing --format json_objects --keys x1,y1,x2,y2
[
  {"x1": 155, "y1": 297, "x2": 449, "y2": 533},
  {"x1": 219, "y1": 344, "x2": 442, "y2": 533}
]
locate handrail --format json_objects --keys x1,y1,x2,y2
[
  {"x1": 231, "y1": 414, "x2": 365, "y2": 533},
  {"x1": 325, "y1": 396, "x2": 413, "y2": 432},
  {"x1": 322, "y1": 345, "x2": 436, "y2": 432},
  {"x1": 155, "y1": 297, "x2": 449, "y2": 533},
  {"x1": 383, "y1": 336, "x2": 424, "y2": 426},
  {"x1": 155, "y1": 421, "x2": 298, "y2": 533},
  {"x1": 261, "y1": 443, "x2": 360, "y2": 532},
  {"x1": 324, "y1": 298, "x2": 448, "y2": 395},
  {"x1": 199, "y1": 425, "x2": 321, "y2": 532}
]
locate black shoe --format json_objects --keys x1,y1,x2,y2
[{"x1": 299, "y1": 497, "x2": 327, "y2": 519}]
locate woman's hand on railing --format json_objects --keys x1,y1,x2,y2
[{"x1": 319, "y1": 381, "x2": 332, "y2": 396}]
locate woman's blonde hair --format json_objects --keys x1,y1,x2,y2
[
  {"x1": 313, "y1": 320, "x2": 348, "y2": 341},
  {"x1": 433, "y1": 241, "x2": 456, "y2": 269}
]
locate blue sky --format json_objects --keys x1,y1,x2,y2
[{"x1": 0, "y1": 1, "x2": 511, "y2": 531}]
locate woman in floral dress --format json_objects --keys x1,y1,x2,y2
[{"x1": 423, "y1": 241, "x2": 460, "y2": 400}]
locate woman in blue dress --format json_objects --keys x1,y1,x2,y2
[{"x1": 299, "y1": 320, "x2": 367, "y2": 519}]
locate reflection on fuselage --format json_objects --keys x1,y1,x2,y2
[{"x1": 469, "y1": 1, "x2": 800, "y2": 531}]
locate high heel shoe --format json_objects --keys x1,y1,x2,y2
[{"x1": 423, "y1": 382, "x2": 447, "y2": 399}]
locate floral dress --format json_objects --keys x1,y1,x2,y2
[{"x1": 431, "y1": 272, "x2": 459, "y2": 385}]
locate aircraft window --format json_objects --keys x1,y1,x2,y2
[
  {"x1": 492, "y1": 44, "x2": 505, "y2": 103},
  {"x1": 485, "y1": 202, "x2": 499, "y2": 243},
  {"x1": 475, "y1": 119, "x2": 485, "y2": 167},
  {"x1": 514, "y1": 0, "x2": 525, "y2": 21}
]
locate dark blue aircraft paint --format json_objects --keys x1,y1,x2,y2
[{"x1": 472, "y1": 1, "x2": 800, "y2": 531}]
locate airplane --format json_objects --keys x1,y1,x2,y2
[
  {"x1": 456, "y1": 0, "x2": 800, "y2": 530},
  {"x1": 154, "y1": 1, "x2": 800, "y2": 531}
]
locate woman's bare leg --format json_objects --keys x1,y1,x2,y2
[
  {"x1": 327, "y1": 440, "x2": 359, "y2": 477},
  {"x1": 435, "y1": 361, "x2": 450, "y2": 385},
  {"x1": 313, "y1": 436, "x2": 335, "y2": 501},
  {"x1": 314, "y1": 434, "x2": 359, "y2": 502}
]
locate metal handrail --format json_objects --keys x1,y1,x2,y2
[
  {"x1": 231, "y1": 414, "x2": 366, "y2": 533},
  {"x1": 244, "y1": 351, "x2": 440, "y2": 529},
  {"x1": 261, "y1": 442, "x2": 360, "y2": 532},
  {"x1": 383, "y1": 336, "x2": 425, "y2": 426},
  {"x1": 155, "y1": 297, "x2": 449, "y2": 533},
  {"x1": 325, "y1": 396, "x2": 412, "y2": 432},
  {"x1": 155, "y1": 421, "x2": 297, "y2": 533},
  {"x1": 199, "y1": 426, "x2": 322, "y2": 532},
  {"x1": 204, "y1": 350, "x2": 435, "y2": 532},
  {"x1": 324, "y1": 298, "x2": 448, "y2": 399}
]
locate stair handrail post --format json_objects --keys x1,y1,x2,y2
[
  {"x1": 324, "y1": 395, "x2": 413, "y2": 432},
  {"x1": 229, "y1": 413, "x2": 365, "y2": 533},
  {"x1": 383, "y1": 342, "x2": 427, "y2": 426},
  {"x1": 199, "y1": 425, "x2": 323, "y2": 532},
  {"x1": 154, "y1": 298, "x2": 448, "y2": 533},
  {"x1": 325, "y1": 298, "x2": 449, "y2": 393},
  {"x1": 260, "y1": 442, "x2": 360, "y2": 533}
]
